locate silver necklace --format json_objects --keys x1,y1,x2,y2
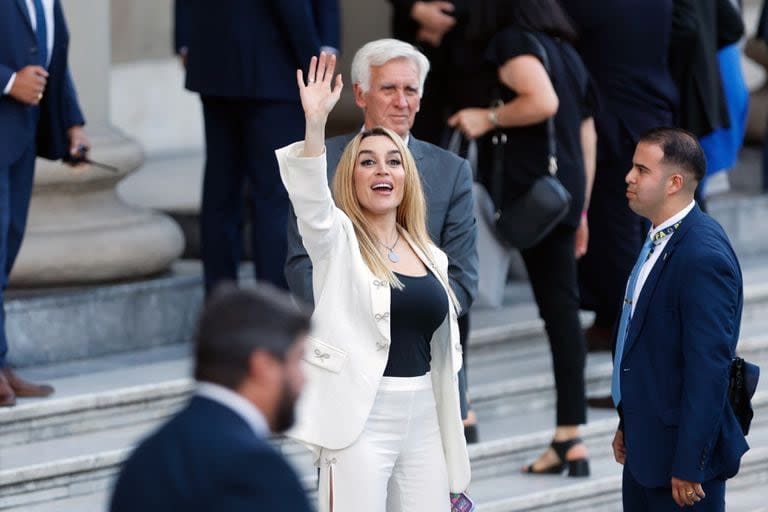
[{"x1": 378, "y1": 231, "x2": 400, "y2": 263}]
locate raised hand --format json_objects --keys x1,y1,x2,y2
[{"x1": 297, "y1": 52, "x2": 343, "y2": 124}]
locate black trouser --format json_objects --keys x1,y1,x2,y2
[
  {"x1": 521, "y1": 224, "x2": 586, "y2": 425},
  {"x1": 199, "y1": 96, "x2": 304, "y2": 294},
  {"x1": 578, "y1": 152, "x2": 646, "y2": 328}
]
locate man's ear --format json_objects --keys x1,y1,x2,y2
[
  {"x1": 353, "y1": 82, "x2": 366, "y2": 109},
  {"x1": 247, "y1": 351, "x2": 276, "y2": 385},
  {"x1": 668, "y1": 173, "x2": 685, "y2": 195}
]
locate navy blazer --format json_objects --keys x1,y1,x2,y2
[
  {"x1": 284, "y1": 133, "x2": 478, "y2": 313},
  {"x1": 110, "y1": 396, "x2": 312, "y2": 512},
  {"x1": 617, "y1": 205, "x2": 748, "y2": 487},
  {"x1": 560, "y1": 0, "x2": 677, "y2": 162},
  {"x1": 0, "y1": 0, "x2": 85, "y2": 166},
  {"x1": 173, "y1": 0, "x2": 338, "y2": 101}
]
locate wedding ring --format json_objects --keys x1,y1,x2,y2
[
  {"x1": 686, "y1": 490, "x2": 695, "y2": 497},
  {"x1": 308, "y1": 79, "x2": 316, "y2": 84},
  {"x1": 37, "y1": 92, "x2": 43, "y2": 100}
]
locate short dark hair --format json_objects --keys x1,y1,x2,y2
[
  {"x1": 193, "y1": 283, "x2": 311, "y2": 390},
  {"x1": 469, "y1": 0, "x2": 579, "y2": 44},
  {"x1": 639, "y1": 127, "x2": 706, "y2": 184}
]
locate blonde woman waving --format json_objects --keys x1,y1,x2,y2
[{"x1": 276, "y1": 52, "x2": 470, "y2": 512}]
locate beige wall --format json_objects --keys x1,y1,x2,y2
[{"x1": 111, "y1": 0, "x2": 174, "y2": 63}]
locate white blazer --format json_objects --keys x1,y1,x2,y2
[{"x1": 276, "y1": 142, "x2": 470, "y2": 493}]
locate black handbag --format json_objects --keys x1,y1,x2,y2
[
  {"x1": 728, "y1": 357, "x2": 760, "y2": 436},
  {"x1": 487, "y1": 32, "x2": 571, "y2": 250}
]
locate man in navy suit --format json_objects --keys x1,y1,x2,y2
[
  {"x1": 559, "y1": 1, "x2": 678, "y2": 352},
  {"x1": 611, "y1": 128, "x2": 748, "y2": 511},
  {"x1": 110, "y1": 284, "x2": 312, "y2": 512},
  {"x1": 174, "y1": 0, "x2": 339, "y2": 295},
  {"x1": 0, "y1": 0, "x2": 89, "y2": 406}
]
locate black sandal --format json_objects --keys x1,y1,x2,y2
[{"x1": 523, "y1": 437, "x2": 590, "y2": 477}]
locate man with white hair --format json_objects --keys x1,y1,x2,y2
[{"x1": 284, "y1": 38, "x2": 479, "y2": 438}]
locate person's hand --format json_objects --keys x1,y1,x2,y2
[
  {"x1": 575, "y1": 215, "x2": 589, "y2": 259},
  {"x1": 447, "y1": 108, "x2": 494, "y2": 140},
  {"x1": 671, "y1": 477, "x2": 705, "y2": 507},
  {"x1": 416, "y1": 27, "x2": 446, "y2": 47},
  {"x1": 178, "y1": 47, "x2": 188, "y2": 70},
  {"x1": 9, "y1": 66, "x2": 48, "y2": 106},
  {"x1": 65, "y1": 126, "x2": 91, "y2": 168},
  {"x1": 612, "y1": 430, "x2": 626, "y2": 465},
  {"x1": 411, "y1": 1, "x2": 456, "y2": 36},
  {"x1": 297, "y1": 52, "x2": 343, "y2": 125}
]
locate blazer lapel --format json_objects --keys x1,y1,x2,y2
[
  {"x1": 16, "y1": 0, "x2": 35, "y2": 34},
  {"x1": 621, "y1": 205, "x2": 703, "y2": 357}
]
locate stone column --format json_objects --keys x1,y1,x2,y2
[{"x1": 9, "y1": 0, "x2": 184, "y2": 286}]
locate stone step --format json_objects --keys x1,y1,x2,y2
[
  {"x1": 1, "y1": 336, "x2": 766, "y2": 511},
  {"x1": 472, "y1": 434, "x2": 768, "y2": 512},
  {"x1": 3, "y1": 394, "x2": 765, "y2": 512},
  {"x1": 3, "y1": 310, "x2": 767, "y2": 453},
  {"x1": 2, "y1": 257, "x2": 768, "y2": 509}
]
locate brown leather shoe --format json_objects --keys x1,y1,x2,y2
[
  {"x1": 1, "y1": 367, "x2": 54, "y2": 398},
  {"x1": 0, "y1": 371, "x2": 16, "y2": 407},
  {"x1": 587, "y1": 395, "x2": 615, "y2": 409},
  {"x1": 585, "y1": 325, "x2": 612, "y2": 352}
]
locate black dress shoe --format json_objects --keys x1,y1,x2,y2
[{"x1": 587, "y1": 395, "x2": 615, "y2": 409}]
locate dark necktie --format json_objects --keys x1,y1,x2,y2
[{"x1": 32, "y1": 0, "x2": 48, "y2": 67}]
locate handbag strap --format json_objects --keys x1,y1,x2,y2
[
  {"x1": 523, "y1": 31, "x2": 558, "y2": 176},
  {"x1": 488, "y1": 31, "x2": 559, "y2": 210},
  {"x1": 447, "y1": 129, "x2": 479, "y2": 180}
]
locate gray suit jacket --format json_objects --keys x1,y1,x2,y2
[{"x1": 284, "y1": 132, "x2": 478, "y2": 313}]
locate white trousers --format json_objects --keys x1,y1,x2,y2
[{"x1": 317, "y1": 373, "x2": 450, "y2": 512}]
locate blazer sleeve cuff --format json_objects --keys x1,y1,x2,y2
[{"x1": 0, "y1": 65, "x2": 15, "y2": 95}]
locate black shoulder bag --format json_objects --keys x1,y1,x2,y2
[
  {"x1": 729, "y1": 356, "x2": 760, "y2": 436},
  {"x1": 488, "y1": 32, "x2": 572, "y2": 250}
]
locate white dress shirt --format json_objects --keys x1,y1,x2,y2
[
  {"x1": 197, "y1": 382, "x2": 269, "y2": 438},
  {"x1": 631, "y1": 200, "x2": 696, "y2": 315},
  {"x1": 3, "y1": 0, "x2": 55, "y2": 95}
]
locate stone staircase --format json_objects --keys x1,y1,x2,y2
[{"x1": 1, "y1": 259, "x2": 768, "y2": 511}]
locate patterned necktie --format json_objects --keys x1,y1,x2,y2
[
  {"x1": 32, "y1": 0, "x2": 48, "y2": 67},
  {"x1": 610, "y1": 236, "x2": 654, "y2": 407},
  {"x1": 610, "y1": 221, "x2": 683, "y2": 406}
]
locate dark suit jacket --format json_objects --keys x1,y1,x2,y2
[
  {"x1": 284, "y1": 133, "x2": 478, "y2": 313},
  {"x1": 668, "y1": 0, "x2": 744, "y2": 136},
  {"x1": 560, "y1": 0, "x2": 677, "y2": 162},
  {"x1": 0, "y1": 0, "x2": 85, "y2": 166},
  {"x1": 110, "y1": 396, "x2": 312, "y2": 512},
  {"x1": 617, "y1": 205, "x2": 748, "y2": 487},
  {"x1": 173, "y1": 0, "x2": 337, "y2": 100}
]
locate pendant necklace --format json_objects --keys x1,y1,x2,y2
[{"x1": 379, "y1": 231, "x2": 400, "y2": 263}]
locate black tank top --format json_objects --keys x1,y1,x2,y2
[{"x1": 383, "y1": 271, "x2": 449, "y2": 377}]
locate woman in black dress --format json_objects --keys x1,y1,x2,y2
[{"x1": 448, "y1": 0, "x2": 597, "y2": 476}]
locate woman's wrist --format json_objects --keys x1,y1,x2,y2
[{"x1": 487, "y1": 108, "x2": 499, "y2": 129}]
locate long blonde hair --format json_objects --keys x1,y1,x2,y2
[{"x1": 332, "y1": 127, "x2": 459, "y2": 311}]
